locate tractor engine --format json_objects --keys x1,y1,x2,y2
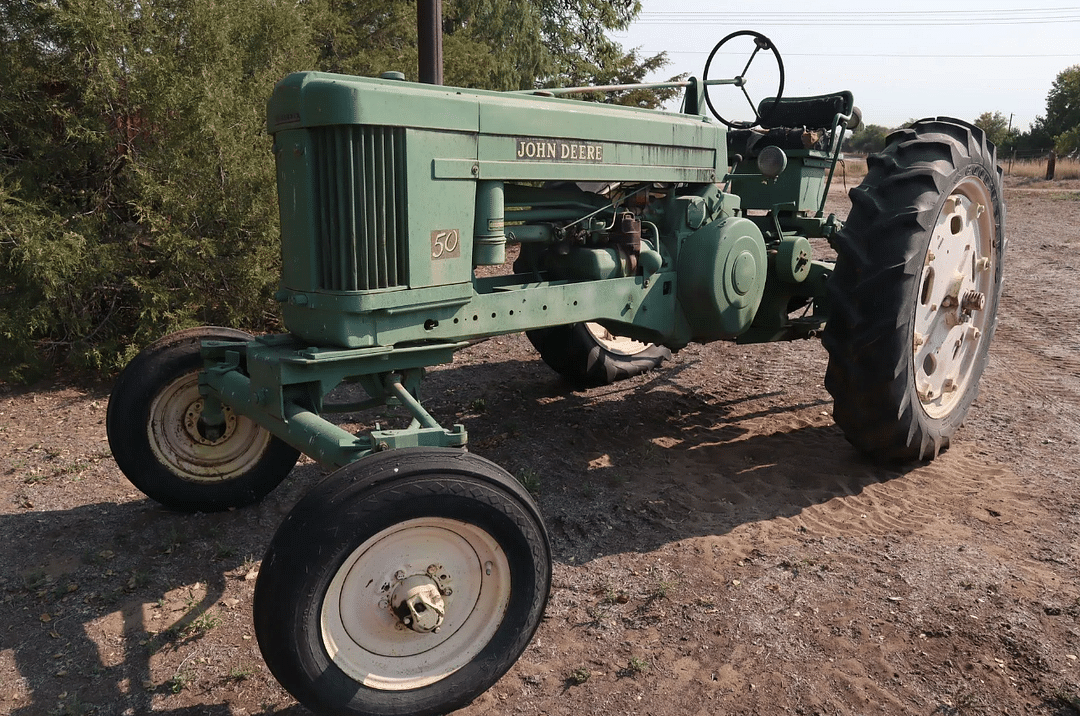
[{"x1": 266, "y1": 70, "x2": 777, "y2": 352}]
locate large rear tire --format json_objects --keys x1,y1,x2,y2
[
  {"x1": 526, "y1": 322, "x2": 671, "y2": 388},
  {"x1": 107, "y1": 326, "x2": 300, "y2": 511},
  {"x1": 822, "y1": 118, "x2": 1005, "y2": 461},
  {"x1": 253, "y1": 448, "x2": 551, "y2": 716}
]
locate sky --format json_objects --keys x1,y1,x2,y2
[{"x1": 611, "y1": 1, "x2": 1080, "y2": 132}]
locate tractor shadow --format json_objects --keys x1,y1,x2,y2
[
  {"x1": 1, "y1": 344, "x2": 922, "y2": 714},
  {"x1": 415, "y1": 343, "x2": 927, "y2": 562},
  {"x1": 0, "y1": 457, "x2": 326, "y2": 716}
]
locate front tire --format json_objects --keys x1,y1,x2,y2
[
  {"x1": 253, "y1": 448, "x2": 551, "y2": 716},
  {"x1": 822, "y1": 118, "x2": 1005, "y2": 461},
  {"x1": 526, "y1": 322, "x2": 671, "y2": 388},
  {"x1": 107, "y1": 326, "x2": 300, "y2": 511}
]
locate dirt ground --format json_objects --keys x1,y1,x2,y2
[{"x1": 2, "y1": 178, "x2": 1079, "y2": 716}]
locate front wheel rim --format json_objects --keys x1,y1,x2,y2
[
  {"x1": 147, "y1": 372, "x2": 273, "y2": 482},
  {"x1": 321, "y1": 517, "x2": 512, "y2": 691},
  {"x1": 912, "y1": 176, "x2": 997, "y2": 419}
]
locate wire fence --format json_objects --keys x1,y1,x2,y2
[{"x1": 842, "y1": 152, "x2": 1079, "y2": 180}]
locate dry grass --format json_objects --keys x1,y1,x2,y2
[
  {"x1": 838, "y1": 154, "x2": 1080, "y2": 182},
  {"x1": 836, "y1": 155, "x2": 867, "y2": 180},
  {"x1": 1004, "y1": 156, "x2": 1080, "y2": 180}
]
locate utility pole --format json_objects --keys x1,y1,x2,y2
[
  {"x1": 417, "y1": 0, "x2": 444, "y2": 86},
  {"x1": 1006, "y1": 113, "x2": 1014, "y2": 175}
]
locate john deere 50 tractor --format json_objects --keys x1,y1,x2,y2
[{"x1": 107, "y1": 31, "x2": 1005, "y2": 716}]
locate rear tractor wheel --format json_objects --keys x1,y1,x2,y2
[
  {"x1": 822, "y1": 118, "x2": 1005, "y2": 461},
  {"x1": 526, "y1": 322, "x2": 671, "y2": 388}
]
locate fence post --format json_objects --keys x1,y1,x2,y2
[{"x1": 1046, "y1": 150, "x2": 1056, "y2": 181}]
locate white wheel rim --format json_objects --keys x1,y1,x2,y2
[
  {"x1": 321, "y1": 517, "x2": 512, "y2": 691},
  {"x1": 147, "y1": 372, "x2": 273, "y2": 483},
  {"x1": 584, "y1": 322, "x2": 652, "y2": 356},
  {"x1": 912, "y1": 176, "x2": 996, "y2": 419}
]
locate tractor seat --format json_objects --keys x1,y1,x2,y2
[{"x1": 727, "y1": 90, "x2": 854, "y2": 157}]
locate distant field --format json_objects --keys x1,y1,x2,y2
[
  {"x1": 1006, "y1": 156, "x2": 1080, "y2": 180},
  {"x1": 839, "y1": 154, "x2": 1079, "y2": 181}
]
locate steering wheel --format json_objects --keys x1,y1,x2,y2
[{"x1": 702, "y1": 30, "x2": 786, "y2": 129}]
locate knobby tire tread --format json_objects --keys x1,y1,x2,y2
[{"x1": 821, "y1": 118, "x2": 1005, "y2": 462}]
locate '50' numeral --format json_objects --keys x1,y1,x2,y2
[{"x1": 431, "y1": 229, "x2": 460, "y2": 259}]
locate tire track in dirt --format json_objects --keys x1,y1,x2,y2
[{"x1": 630, "y1": 419, "x2": 1031, "y2": 547}]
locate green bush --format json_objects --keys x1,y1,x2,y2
[
  {"x1": 0, "y1": 0, "x2": 670, "y2": 381},
  {"x1": 0, "y1": 0, "x2": 317, "y2": 379}
]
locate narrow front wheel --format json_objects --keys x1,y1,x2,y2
[
  {"x1": 254, "y1": 448, "x2": 551, "y2": 716},
  {"x1": 107, "y1": 326, "x2": 300, "y2": 511}
]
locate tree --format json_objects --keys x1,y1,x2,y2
[
  {"x1": 1045, "y1": 65, "x2": 1080, "y2": 140},
  {"x1": 1047, "y1": 65, "x2": 1080, "y2": 154},
  {"x1": 844, "y1": 124, "x2": 891, "y2": 154},
  {"x1": 1025, "y1": 65, "x2": 1080, "y2": 155},
  {"x1": 0, "y1": 0, "x2": 317, "y2": 378},
  {"x1": 0, "y1": 0, "x2": 676, "y2": 379},
  {"x1": 973, "y1": 111, "x2": 1010, "y2": 148}
]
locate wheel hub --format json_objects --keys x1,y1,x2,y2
[
  {"x1": 148, "y1": 372, "x2": 276, "y2": 483},
  {"x1": 390, "y1": 574, "x2": 447, "y2": 633},
  {"x1": 184, "y1": 398, "x2": 237, "y2": 445}
]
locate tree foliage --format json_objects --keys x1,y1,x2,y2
[
  {"x1": 1003, "y1": 65, "x2": 1080, "y2": 155},
  {"x1": 973, "y1": 111, "x2": 1012, "y2": 148},
  {"x1": 0, "y1": 0, "x2": 673, "y2": 379},
  {"x1": 844, "y1": 124, "x2": 890, "y2": 154},
  {"x1": 0, "y1": 0, "x2": 317, "y2": 379},
  {"x1": 1043, "y1": 65, "x2": 1080, "y2": 154}
]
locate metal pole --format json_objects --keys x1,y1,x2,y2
[{"x1": 417, "y1": 0, "x2": 443, "y2": 85}]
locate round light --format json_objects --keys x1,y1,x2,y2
[{"x1": 757, "y1": 145, "x2": 788, "y2": 179}]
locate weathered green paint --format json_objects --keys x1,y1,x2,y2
[
  {"x1": 198, "y1": 71, "x2": 850, "y2": 467},
  {"x1": 676, "y1": 217, "x2": 768, "y2": 340},
  {"x1": 729, "y1": 150, "x2": 835, "y2": 215}
]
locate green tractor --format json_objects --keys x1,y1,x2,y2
[{"x1": 107, "y1": 31, "x2": 1004, "y2": 716}]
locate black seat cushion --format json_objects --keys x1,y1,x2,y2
[{"x1": 757, "y1": 91, "x2": 853, "y2": 130}]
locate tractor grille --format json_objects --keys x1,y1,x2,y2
[{"x1": 311, "y1": 125, "x2": 407, "y2": 291}]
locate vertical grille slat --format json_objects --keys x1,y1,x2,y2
[
  {"x1": 375, "y1": 130, "x2": 388, "y2": 287},
  {"x1": 365, "y1": 130, "x2": 379, "y2": 290},
  {"x1": 388, "y1": 129, "x2": 405, "y2": 287},
  {"x1": 311, "y1": 125, "x2": 407, "y2": 291},
  {"x1": 316, "y1": 130, "x2": 335, "y2": 291},
  {"x1": 334, "y1": 127, "x2": 351, "y2": 292}
]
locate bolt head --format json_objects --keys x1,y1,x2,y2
[{"x1": 394, "y1": 570, "x2": 406, "y2": 581}]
